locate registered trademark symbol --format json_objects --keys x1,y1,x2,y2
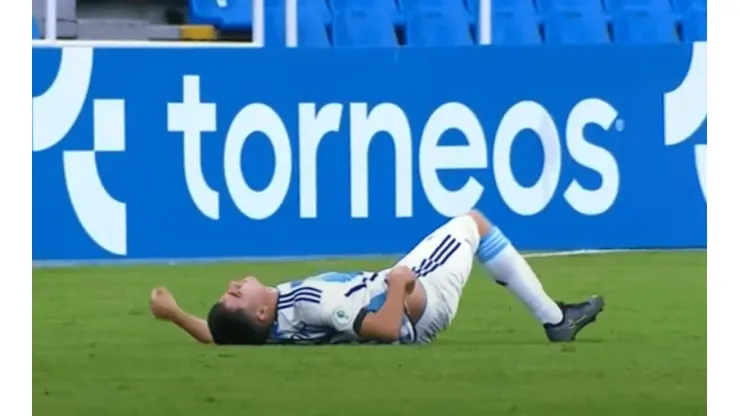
[{"x1": 614, "y1": 119, "x2": 625, "y2": 131}]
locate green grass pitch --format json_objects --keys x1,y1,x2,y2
[{"x1": 33, "y1": 251, "x2": 706, "y2": 416}]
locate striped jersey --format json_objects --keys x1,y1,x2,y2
[{"x1": 267, "y1": 270, "x2": 417, "y2": 345}]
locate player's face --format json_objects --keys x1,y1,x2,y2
[{"x1": 221, "y1": 276, "x2": 268, "y2": 313}]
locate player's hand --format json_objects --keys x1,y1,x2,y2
[
  {"x1": 150, "y1": 287, "x2": 180, "y2": 322},
  {"x1": 387, "y1": 266, "x2": 417, "y2": 295}
]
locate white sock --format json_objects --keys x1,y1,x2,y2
[{"x1": 476, "y1": 227, "x2": 563, "y2": 325}]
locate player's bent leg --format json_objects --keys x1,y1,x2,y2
[
  {"x1": 395, "y1": 212, "x2": 482, "y2": 343},
  {"x1": 397, "y1": 210, "x2": 604, "y2": 343},
  {"x1": 472, "y1": 210, "x2": 604, "y2": 342}
]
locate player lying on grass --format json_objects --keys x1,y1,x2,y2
[{"x1": 150, "y1": 210, "x2": 605, "y2": 345}]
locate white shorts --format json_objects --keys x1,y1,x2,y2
[{"x1": 395, "y1": 214, "x2": 481, "y2": 344}]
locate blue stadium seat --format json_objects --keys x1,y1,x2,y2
[
  {"x1": 536, "y1": 0, "x2": 605, "y2": 14},
  {"x1": 543, "y1": 12, "x2": 611, "y2": 44},
  {"x1": 266, "y1": 0, "x2": 332, "y2": 25},
  {"x1": 186, "y1": 0, "x2": 699, "y2": 46},
  {"x1": 263, "y1": 8, "x2": 331, "y2": 47},
  {"x1": 603, "y1": 0, "x2": 673, "y2": 13},
  {"x1": 189, "y1": 0, "x2": 252, "y2": 30},
  {"x1": 398, "y1": 0, "x2": 468, "y2": 17},
  {"x1": 612, "y1": 12, "x2": 679, "y2": 43},
  {"x1": 492, "y1": 12, "x2": 542, "y2": 45},
  {"x1": 467, "y1": 0, "x2": 537, "y2": 16},
  {"x1": 672, "y1": 0, "x2": 706, "y2": 12},
  {"x1": 332, "y1": 8, "x2": 398, "y2": 47},
  {"x1": 330, "y1": 0, "x2": 398, "y2": 15},
  {"x1": 33, "y1": 16, "x2": 41, "y2": 39},
  {"x1": 189, "y1": 0, "x2": 332, "y2": 31},
  {"x1": 406, "y1": 9, "x2": 473, "y2": 46},
  {"x1": 681, "y1": 9, "x2": 706, "y2": 41},
  {"x1": 329, "y1": 0, "x2": 402, "y2": 25}
]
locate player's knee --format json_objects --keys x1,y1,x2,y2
[
  {"x1": 391, "y1": 265, "x2": 414, "y2": 275},
  {"x1": 465, "y1": 209, "x2": 492, "y2": 238}
]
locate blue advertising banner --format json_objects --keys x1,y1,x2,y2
[{"x1": 32, "y1": 43, "x2": 707, "y2": 262}]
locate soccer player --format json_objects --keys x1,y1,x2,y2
[{"x1": 150, "y1": 210, "x2": 604, "y2": 345}]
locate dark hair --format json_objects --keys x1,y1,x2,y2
[{"x1": 206, "y1": 302, "x2": 270, "y2": 345}]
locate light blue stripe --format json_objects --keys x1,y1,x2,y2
[
  {"x1": 477, "y1": 227, "x2": 510, "y2": 263},
  {"x1": 478, "y1": 240, "x2": 507, "y2": 260},
  {"x1": 367, "y1": 293, "x2": 387, "y2": 312}
]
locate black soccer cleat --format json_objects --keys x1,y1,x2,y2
[{"x1": 544, "y1": 295, "x2": 605, "y2": 343}]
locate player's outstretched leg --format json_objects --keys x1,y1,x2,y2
[{"x1": 467, "y1": 210, "x2": 605, "y2": 342}]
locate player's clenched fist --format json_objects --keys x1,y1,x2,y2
[
  {"x1": 386, "y1": 266, "x2": 417, "y2": 295},
  {"x1": 150, "y1": 287, "x2": 180, "y2": 321}
]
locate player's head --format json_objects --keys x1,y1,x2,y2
[{"x1": 206, "y1": 277, "x2": 275, "y2": 345}]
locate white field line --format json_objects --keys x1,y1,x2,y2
[{"x1": 32, "y1": 248, "x2": 706, "y2": 269}]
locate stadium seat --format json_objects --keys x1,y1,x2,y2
[
  {"x1": 31, "y1": 0, "x2": 705, "y2": 46},
  {"x1": 272, "y1": 0, "x2": 332, "y2": 25},
  {"x1": 332, "y1": 8, "x2": 398, "y2": 47},
  {"x1": 189, "y1": 0, "x2": 252, "y2": 30},
  {"x1": 264, "y1": 8, "x2": 331, "y2": 47},
  {"x1": 603, "y1": 0, "x2": 673, "y2": 13},
  {"x1": 467, "y1": 0, "x2": 537, "y2": 16},
  {"x1": 406, "y1": 9, "x2": 473, "y2": 46},
  {"x1": 681, "y1": 8, "x2": 706, "y2": 41},
  {"x1": 189, "y1": 0, "x2": 332, "y2": 31},
  {"x1": 543, "y1": 12, "x2": 611, "y2": 44},
  {"x1": 398, "y1": 0, "x2": 468, "y2": 17},
  {"x1": 491, "y1": 12, "x2": 542, "y2": 45},
  {"x1": 535, "y1": 0, "x2": 605, "y2": 14},
  {"x1": 329, "y1": 0, "x2": 402, "y2": 24},
  {"x1": 671, "y1": 0, "x2": 707, "y2": 13},
  {"x1": 612, "y1": 11, "x2": 679, "y2": 43},
  {"x1": 33, "y1": 16, "x2": 41, "y2": 39},
  {"x1": 330, "y1": 0, "x2": 398, "y2": 13}
]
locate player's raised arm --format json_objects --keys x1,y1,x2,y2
[
  {"x1": 150, "y1": 287, "x2": 214, "y2": 345},
  {"x1": 355, "y1": 266, "x2": 416, "y2": 342}
]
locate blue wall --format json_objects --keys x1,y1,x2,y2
[{"x1": 32, "y1": 43, "x2": 707, "y2": 262}]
